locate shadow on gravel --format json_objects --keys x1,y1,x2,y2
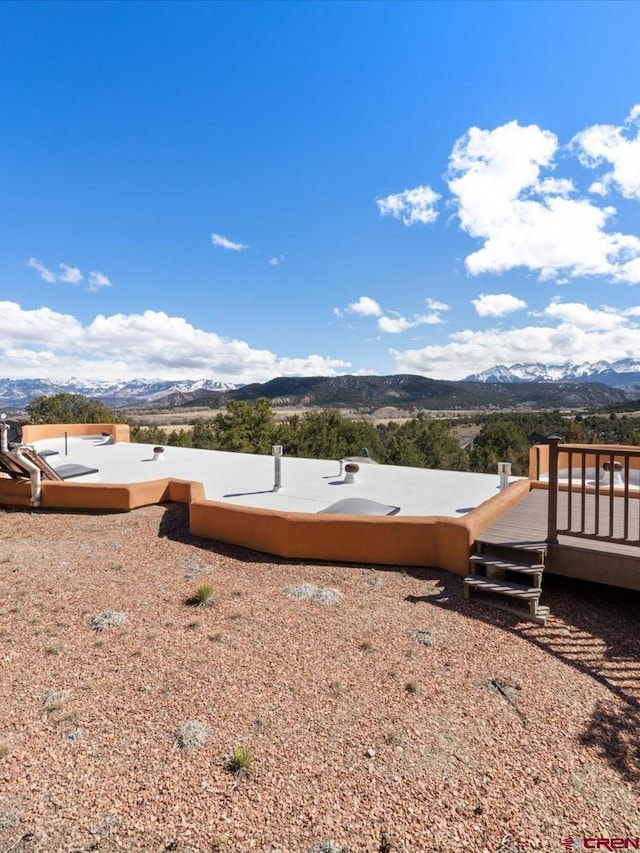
[
  {"x1": 157, "y1": 501, "x2": 286, "y2": 565},
  {"x1": 422, "y1": 571, "x2": 640, "y2": 783}
]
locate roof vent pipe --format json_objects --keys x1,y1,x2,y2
[
  {"x1": 601, "y1": 460, "x2": 624, "y2": 488},
  {"x1": 344, "y1": 462, "x2": 359, "y2": 484},
  {"x1": 498, "y1": 461, "x2": 511, "y2": 492},
  {"x1": 272, "y1": 445, "x2": 283, "y2": 491},
  {"x1": 152, "y1": 446, "x2": 164, "y2": 461}
]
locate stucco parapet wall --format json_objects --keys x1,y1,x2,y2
[
  {"x1": 191, "y1": 477, "x2": 530, "y2": 575},
  {"x1": 0, "y1": 473, "x2": 532, "y2": 577},
  {"x1": 37, "y1": 478, "x2": 205, "y2": 512},
  {"x1": 21, "y1": 423, "x2": 130, "y2": 443}
]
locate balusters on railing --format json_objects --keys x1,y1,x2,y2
[
  {"x1": 608, "y1": 452, "x2": 615, "y2": 539},
  {"x1": 594, "y1": 451, "x2": 601, "y2": 537},
  {"x1": 547, "y1": 436, "x2": 561, "y2": 544},
  {"x1": 546, "y1": 440, "x2": 640, "y2": 545},
  {"x1": 624, "y1": 456, "x2": 630, "y2": 540}
]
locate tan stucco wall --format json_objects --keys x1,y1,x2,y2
[
  {"x1": 1, "y1": 422, "x2": 533, "y2": 575},
  {"x1": 189, "y1": 478, "x2": 531, "y2": 573},
  {"x1": 21, "y1": 423, "x2": 130, "y2": 443}
]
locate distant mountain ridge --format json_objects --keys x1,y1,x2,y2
[
  {"x1": 465, "y1": 358, "x2": 640, "y2": 388},
  {"x1": 195, "y1": 374, "x2": 630, "y2": 410},
  {"x1": 0, "y1": 370, "x2": 636, "y2": 412},
  {"x1": 0, "y1": 377, "x2": 238, "y2": 409}
]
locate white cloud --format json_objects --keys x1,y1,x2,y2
[
  {"x1": 346, "y1": 296, "x2": 383, "y2": 317},
  {"x1": 0, "y1": 301, "x2": 82, "y2": 347},
  {"x1": 57, "y1": 263, "x2": 83, "y2": 284},
  {"x1": 446, "y1": 117, "x2": 640, "y2": 284},
  {"x1": 539, "y1": 300, "x2": 624, "y2": 331},
  {"x1": 377, "y1": 311, "x2": 444, "y2": 334},
  {"x1": 472, "y1": 293, "x2": 527, "y2": 317},
  {"x1": 0, "y1": 301, "x2": 350, "y2": 383},
  {"x1": 27, "y1": 258, "x2": 57, "y2": 283},
  {"x1": 573, "y1": 105, "x2": 640, "y2": 200},
  {"x1": 27, "y1": 258, "x2": 111, "y2": 291},
  {"x1": 268, "y1": 255, "x2": 285, "y2": 266},
  {"x1": 425, "y1": 298, "x2": 450, "y2": 311},
  {"x1": 337, "y1": 295, "x2": 448, "y2": 333},
  {"x1": 377, "y1": 316, "x2": 414, "y2": 334},
  {"x1": 377, "y1": 185, "x2": 441, "y2": 226},
  {"x1": 390, "y1": 299, "x2": 640, "y2": 380},
  {"x1": 211, "y1": 233, "x2": 248, "y2": 251},
  {"x1": 87, "y1": 271, "x2": 112, "y2": 292}
]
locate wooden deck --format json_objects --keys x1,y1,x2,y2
[{"x1": 477, "y1": 487, "x2": 640, "y2": 590}]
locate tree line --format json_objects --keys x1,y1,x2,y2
[{"x1": 24, "y1": 392, "x2": 640, "y2": 478}]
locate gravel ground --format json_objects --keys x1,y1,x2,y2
[{"x1": 0, "y1": 503, "x2": 638, "y2": 853}]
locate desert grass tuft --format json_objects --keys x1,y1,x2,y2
[
  {"x1": 0, "y1": 739, "x2": 13, "y2": 759},
  {"x1": 42, "y1": 689, "x2": 70, "y2": 712},
  {"x1": 404, "y1": 679, "x2": 419, "y2": 695},
  {"x1": 384, "y1": 730, "x2": 403, "y2": 747},
  {"x1": 174, "y1": 720, "x2": 208, "y2": 752},
  {"x1": 329, "y1": 679, "x2": 344, "y2": 698},
  {"x1": 224, "y1": 744, "x2": 254, "y2": 779},
  {"x1": 90, "y1": 610, "x2": 127, "y2": 632},
  {"x1": 283, "y1": 582, "x2": 344, "y2": 606},
  {"x1": 187, "y1": 583, "x2": 215, "y2": 608},
  {"x1": 409, "y1": 629, "x2": 434, "y2": 648}
]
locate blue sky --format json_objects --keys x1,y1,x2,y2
[{"x1": 2, "y1": 0, "x2": 640, "y2": 384}]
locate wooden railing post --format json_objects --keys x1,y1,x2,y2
[{"x1": 547, "y1": 436, "x2": 562, "y2": 544}]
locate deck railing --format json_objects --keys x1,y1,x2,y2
[{"x1": 547, "y1": 437, "x2": 640, "y2": 545}]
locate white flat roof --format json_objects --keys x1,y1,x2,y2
[{"x1": 33, "y1": 435, "x2": 517, "y2": 517}]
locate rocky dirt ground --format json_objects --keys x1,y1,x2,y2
[{"x1": 0, "y1": 503, "x2": 638, "y2": 852}]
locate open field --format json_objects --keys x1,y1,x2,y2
[
  {"x1": 123, "y1": 407, "x2": 483, "y2": 447},
  {"x1": 1, "y1": 503, "x2": 638, "y2": 852},
  {"x1": 125, "y1": 406, "x2": 423, "y2": 428}
]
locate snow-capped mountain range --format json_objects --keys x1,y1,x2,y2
[
  {"x1": 465, "y1": 359, "x2": 640, "y2": 388},
  {"x1": 0, "y1": 378, "x2": 238, "y2": 409},
  {"x1": 2, "y1": 360, "x2": 640, "y2": 411}
]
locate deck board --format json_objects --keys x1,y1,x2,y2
[{"x1": 478, "y1": 487, "x2": 640, "y2": 559}]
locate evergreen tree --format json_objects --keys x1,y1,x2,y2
[
  {"x1": 383, "y1": 413, "x2": 468, "y2": 470},
  {"x1": 27, "y1": 393, "x2": 115, "y2": 424},
  {"x1": 470, "y1": 418, "x2": 529, "y2": 475},
  {"x1": 213, "y1": 398, "x2": 275, "y2": 453}
]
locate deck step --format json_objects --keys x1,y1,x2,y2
[
  {"x1": 463, "y1": 577, "x2": 542, "y2": 600},
  {"x1": 467, "y1": 539, "x2": 549, "y2": 625},
  {"x1": 468, "y1": 596, "x2": 550, "y2": 626},
  {"x1": 469, "y1": 554, "x2": 545, "y2": 575},
  {"x1": 475, "y1": 540, "x2": 547, "y2": 562}
]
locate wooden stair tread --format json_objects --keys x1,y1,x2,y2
[
  {"x1": 468, "y1": 596, "x2": 550, "y2": 625},
  {"x1": 470, "y1": 555, "x2": 544, "y2": 574},
  {"x1": 463, "y1": 577, "x2": 542, "y2": 599},
  {"x1": 475, "y1": 539, "x2": 547, "y2": 557}
]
